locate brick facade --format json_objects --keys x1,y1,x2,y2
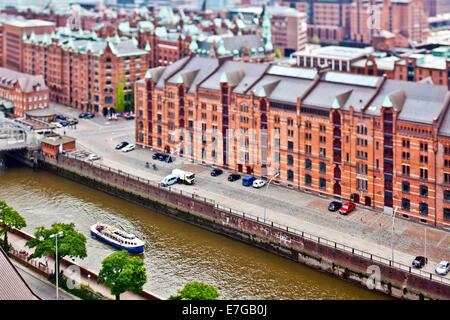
[{"x1": 135, "y1": 56, "x2": 450, "y2": 228}]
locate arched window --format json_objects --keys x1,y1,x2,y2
[
  {"x1": 305, "y1": 174, "x2": 312, "y2": 186},
  {"x1": 305, "y1": 159, "x2": 312, "y2": 170},
  {"x1": 287, "y1": 170, "x2": 294, "y2": 181},
  {"x1": 319, "y1": 162, "x2": 326, "y2": 174}
]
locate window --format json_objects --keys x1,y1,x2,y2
[
  {"x1": 444, "y1": 190, "x2": 450, "y2": 202},
  {"x1": 287, "y1": 170, "x2": 294, "y2": 181},
  {"x1": 419, "y1": 203, "x2": 428, "y2": 216},
  {"x1": 305, "y1": 174, "x2": 312, "y2": 186},
  {"x1": 305, "y1": 159, "x2": 312, "y2": 170},
  {"x1": 420, "y1": 185, "x2": 428, "y2": 198},
  {"x1": 402, "y1": 198, "x2": 410, "y2": 211},
  {"x1": 444, "y1": 208, "x2": 450, "y2": 222},
  {"x1": 420, "y1": 168, "x2": 428, "y2": 180},
  {"x1": 157, "y1": 125, "x2": 162, "y2": 134},
  {"x1": 287, "y1": 155, "x2": 294, "y2": 166},
  {"x1": 402, "y1": 165, "x2": 410, "y2": 176},
  {"x1": 402, "y1": 181, "x2": 410, "y2": 193},
  {"x1": 288, "y1": 141, "x2": 294, "y2": 151},
  {"x1": 319, "y1": 162, "x2": 326, "y2": 174},
  {"x1": 319, "y1": 178, "x2": 326, "y2": 189}
]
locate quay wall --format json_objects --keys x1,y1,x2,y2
[{"x1": 38, "y1": 154, "x2": 450, "y2": 300}]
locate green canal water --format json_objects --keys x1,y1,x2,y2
[{"x1": 0, "y1": 164, "x2": 390, "y2": 300}]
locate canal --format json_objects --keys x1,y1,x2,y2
[{"x1": 0, "y1": 163, "x2": 390, "y2": 300}]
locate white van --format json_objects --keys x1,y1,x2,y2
[{"x1": 160, "y1": 174, "x2": 178, "y2": 187}]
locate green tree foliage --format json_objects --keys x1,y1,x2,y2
[
  {"x1": 26, "y1": 223, "x2": 87, "y2": 275},
  {"x1": 97, "y1": 250, "x2": 147, "y2": 300},
  {"x1": 168, "y1": 281, "x2": 220, "y2": 300},
  {"x1": 275, "y1": 48, "x2": 282, "y2": 58},
  {"x1": 124, "y1": 88, "x2": 135, "y2": 113},
  {"x1": 0, "y1": 201, "x2": 26, "y2": 251},
  {"x1": 116, "y1": 74, "x2": 126, "y2": 112}
]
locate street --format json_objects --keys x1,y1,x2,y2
[{"x1": 49, "y1": 103, "x2": 450, "y2": 280}]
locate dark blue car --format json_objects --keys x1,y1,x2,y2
[{"x1": 242, "y1": 175, "x2": 256, "y2": 186}]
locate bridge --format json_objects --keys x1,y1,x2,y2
[{"x1": 0, "y1": 116, "x2": 31, "y2": 152}]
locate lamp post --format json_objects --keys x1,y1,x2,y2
[
  {"x1": 391, "y1": 206, "x2": 398, "y2": 264},
  {"x1": 49, "y1": 231, "x2": 64, "y2": 300},
  {"x1": 87, "y1": 274, "x2": 91, "y2": 288},
  {"x1": 263, "y1": 170, "x2": 280, "y2": 223}
]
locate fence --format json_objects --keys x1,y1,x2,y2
[
  {"x1": 8, "y1": 247, "x2": 50, "y2": 276},
  {"x1": 52, "y1": 153, "x2": 450, "y2": 287}
]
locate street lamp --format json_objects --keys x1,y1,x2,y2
[
  {"x1": 391, "y1": 206, "x2": 398, "y2": 264},
  {"x1": 263, "y1": 170, "x2": 280, "y2": 223},
  {"x1": 49, "y1": 231, "x2": 64, "y2": 300},
  {"x1": 87, "y1": 274, "x2": 91, "y2": 288}
]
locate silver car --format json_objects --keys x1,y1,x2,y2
[
  {"x1": 435, "y1": 261, "x2": 450, "y2": 275},
  {"x1": 87, "y1": 153, "x2": 100, "y2": 161}
]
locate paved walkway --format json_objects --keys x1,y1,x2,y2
[
  {"x1": 8, "y1": 231, "x2": 147, "y2": 300},
  {"x1": 50, "y1": 104, "x2": 450, "y2": 281}
]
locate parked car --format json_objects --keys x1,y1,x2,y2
[
  {"x1": 115, "y1": 141, "x2": 129, "y2": 150},
  {"x1": 211, "y1": 168, "x2": 223, "y2": 176},
  {"x1": 87, "y1": 154, "x2": 100, "y2": 161},
  {"x1": 242, "y1": 175, "x2": 256, "y2": 186},
  {"x1": 435, "y1": 261, "x2": 450, "y2": 275},
  {"x1": 252, "y1": 179, "x2": 266, "y2": 188},
  {"x1": 59, "y1": 121, "x2": 69, "y2": 127},
  {"x1": 51, "y1": 122, "x2": 63, "y2": 128},
  {"x1": 156, "y1": 154, "x2": 172, "y2": 162},
  {"x1": 412, "y1": 256, "x2": 428, "y2": 268},
  {"x1": 228, "y1": 173, "x2": 241, "y2": 182},
  {"x1": 328, "y1": 201, "x2": 343, "y2": 212},
  {"x1": 122, "y1": 144, "x2": 135, "y2": 152},
  {"x1": 124, "y1": 113, "x2": 135, "y2": 120},
  {"x1": 338, "y1": 202, "x2": 356, "y2": 215},
  {"x1": 55, "y1": 114, "x2": 66, "y2": 121},
  {"x1": 79, "y1": 112, "x2": 94, "y2": 119},
  {"x1": 152, "y1": 153, "x2": 163, "y2": 160},
  {"x1": 160, "y1": 174, "x2": 178, "y2": 187}
]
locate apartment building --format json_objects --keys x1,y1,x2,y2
[{"x1": 135, "y1": 55, "x2": 450, "y2": 228}]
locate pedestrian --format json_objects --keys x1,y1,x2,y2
[{"x1": 45, "y1": 257, "x2": 48, "y2": 268}]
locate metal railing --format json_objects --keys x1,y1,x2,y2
[{"x1": 54, "y1": 153, "x2": 450, "y2": 287}]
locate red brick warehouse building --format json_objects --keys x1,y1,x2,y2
[
  {"x1": 135, "y1": 56, "x2": 450, "y2": 228},
  {"x1": 22, "y1": 30, "x2": 149, "y2": 116}
]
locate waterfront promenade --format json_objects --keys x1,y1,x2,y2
[
  {"x1": 49, "y1": 104, "x2": 450, "y2": 280},
  {"x1": 6, "y1": 230, "x2": 152, "y2": 300}
]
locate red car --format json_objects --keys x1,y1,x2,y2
[{"x1": 339, "y1": 202, "x2": 356, "y2": 215}]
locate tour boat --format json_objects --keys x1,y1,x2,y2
[{"x1": 91, "y1": 223, "x2": 144, "y2": 253}]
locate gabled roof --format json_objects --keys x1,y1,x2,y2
[
  {"x1": 0, "y1": 68, "x2": 47, "y2": 93},
  {"x1": 199, "y1": 60, "x2": 268, "y2": 93}
]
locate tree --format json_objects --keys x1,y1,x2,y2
[
  {"x1": 26, "y1": 223, "x2": 87, "y2": 276},
  {"x1": 0, "y1": 201, "x2": 26, "y2": 251},
  {"x1": 124, "y1": 88, "x2": 134, "y2": 113},
  {"x1": 168, "y1": 281, "x2": 220, "y2": 300},
  {"x1": 275, "y1": 48, "x2": 282, "y2": 58},
  {"x1": 116, "y1": 73, "x2": 126, "y2": 113},
  {"x1": 97, "y1": 250, "x2": 147, "y2": 300}
]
